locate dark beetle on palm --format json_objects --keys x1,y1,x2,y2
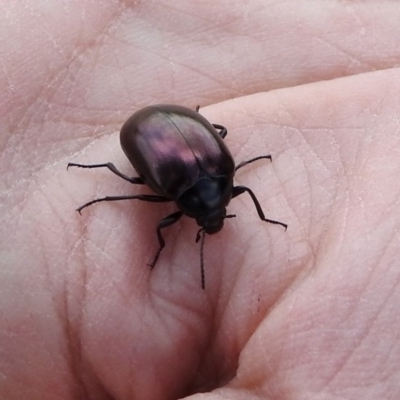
[{"x1": 68, "y1": 104, "x2": 287, "y2": 289}]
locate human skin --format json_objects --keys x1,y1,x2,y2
[{"x1": 1, "y1": 1, "x2": 400, "y2": 399}]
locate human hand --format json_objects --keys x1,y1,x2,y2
[{"x1": 1, "y1": 2, "x2": 400, "y2": 399}]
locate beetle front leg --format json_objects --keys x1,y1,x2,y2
[
  {"x1": 232, "y1": 185, "x2": 287, "y2": 230},
  {"x1": 67, "y1": 162, "x2": 145, "y2": 185},
  {"x1": 148, "y1": 211, "x2": 184, "y2": 269}
]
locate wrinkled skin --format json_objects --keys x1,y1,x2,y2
[{"x1": 1, "y1": 1, "x2": 400, "y2": 399}]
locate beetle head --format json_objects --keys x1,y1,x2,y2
[{"x1": 196, "y1": 208, "x2": 226, "y2": 234}]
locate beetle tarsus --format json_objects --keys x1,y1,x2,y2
[{"x1": 147, "y1": 250, "x2": 162, "y2": 269}]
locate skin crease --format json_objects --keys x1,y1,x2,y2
[{"x1": 1, "y1": 1, "x2": 400, "y2": 399}]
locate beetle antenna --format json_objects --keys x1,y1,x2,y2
[
  {"x1": 199, "y1": 228, "x2": 206, "y2": 289},
  {"x1": 195, "y1": 228, "x2": 203, "y2": 243},
  {"x1": 195, "y1": 228, "x2": 206, "y2": 288}
]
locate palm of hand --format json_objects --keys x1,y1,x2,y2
[{"x1": 1, "y1": 2, "x2": 400, "y2": 399}]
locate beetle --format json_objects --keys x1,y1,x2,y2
[{"x1": 68, "y1": 104, "x2": 287, "y2": 289}]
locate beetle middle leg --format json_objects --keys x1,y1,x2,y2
[
  {"x1": 148, "y1": 211, "x2": 183, "y2": 269},
  {"x1": 68, "y1": 162, "x2": 144, "y2": 185},
  {"x1": 232, "y1": 185, "x2": 287, "y2": 230},
  {"x1": 235, "y1": 155, "x2": 272, "y2": 172}
]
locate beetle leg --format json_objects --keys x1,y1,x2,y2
[
  {"x1": 193, "y1": 105, "x2": 227, "y2": 138},
  {"x1": 148, "y1": 211, "x2": 183, "y2": 269},
  {"x1": 232, "y1": 185, "x2": 287, "y2": 230},
  {"x1": 67, "y1": 162, "x2": 145, "y2": 185},
  {"x1": 235, "y1": 155, "x2": 272, "y2": 172},
  {"x1": 212, "y1": 124, "x2": 228, "y2": 139},
  {"x1": 76, "y1": 194, "x2": 171, "y2": 214}
]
